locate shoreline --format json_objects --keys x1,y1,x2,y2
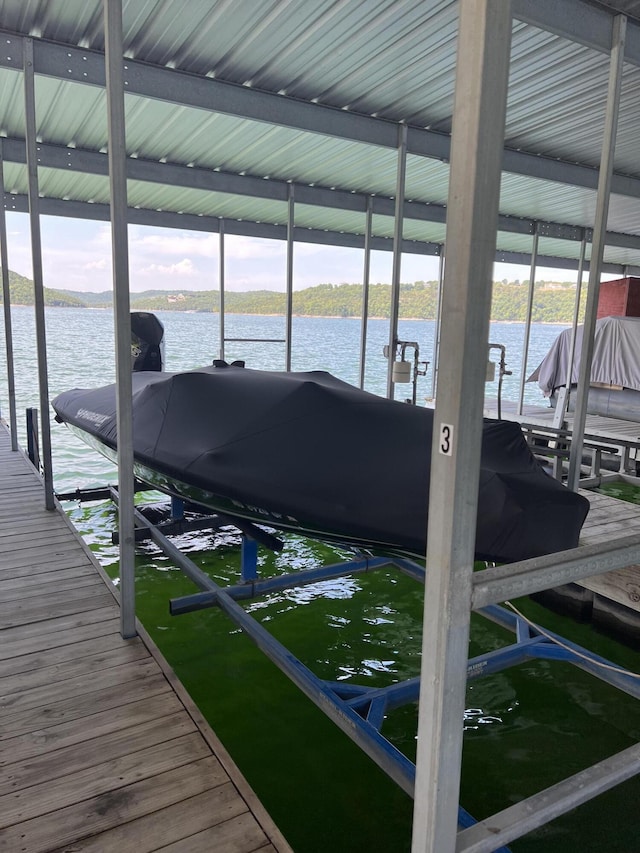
[{"x1": 6, "y1": 304, "x2": 571, "y2": 324}]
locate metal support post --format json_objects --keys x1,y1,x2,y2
[
  {"x1": 411, "y1": 3, "x2": 512, "y2": 852},
  {"x1": 23, "y1": 39, "x2": 55, "y2": 508},
  {"x1": 219, "y1": 219, "x2": 225, "y2": 360},
  {"x1": 568, "y1": 15, "x2": 626, "y2": 490},
  {"x1": 359, "y1": 196, "x2": 373, "y2": 389},
  {"x1": 430, "y1": 247, "x2": 445, "y2": 400},
  {"x1": 516, "y1": 225, "x2": 539, "y2": 415},
  {"x1": 0, "y1": 143, "x2": 18, "y2": 450},
  {"x1": 285, "y1": 183, "x2": 294, "y2": 371},
  {"x1": 386, "y1": 123, "x2": 408, "y2": 399},
  {"x1": 104, "y1": 0, "x2": 137, "y2": 639},
  {"x1": 553, "y1": 231, "x2": 588, "y2": 428}
]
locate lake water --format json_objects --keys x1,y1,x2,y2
[{"x1": 1, "y1": 307, "x2": 639, "y2": 852}]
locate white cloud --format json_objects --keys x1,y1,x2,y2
[
  {"x1": 129, "y1": 228, "x2": 218, "y2": 259},
  {"x1": 139, "y1": 258, "x2": 197, "y2": 277},
  {"x1": 83, "y1": 258, "x2": 108, "y2": 271}
]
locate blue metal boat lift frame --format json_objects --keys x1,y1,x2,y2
[{"x1": 115, "y1": 495, "x2": 640, "y2": 852}]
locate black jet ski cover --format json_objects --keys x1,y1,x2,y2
[{"x1": 52, "y1": 365, "x2": 590, "y2": 563}]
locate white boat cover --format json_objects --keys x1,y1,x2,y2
[{"x1": 529, "y1": 315, "x2": 640, "y2": 396}]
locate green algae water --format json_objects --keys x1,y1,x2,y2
[
  {"x1": 66, "y1": 501, "x2": 640, "y2": 853},
  {"x1": 3, "y1": 306, "x2": 640, "y2": 851}
]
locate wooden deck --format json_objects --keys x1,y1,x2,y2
[
  {"x1": 0, "y1": 423, "x2": 292, "y2": 853},
  {"x1": 484, "y1": 397, "x2": 640, "y2": 448},
  {"x1": 579, "y1": 489, "x2": 640, "y2": 615}
]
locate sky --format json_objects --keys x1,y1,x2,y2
[{"x1": 5, "y1": 211, "x2": 590, "y2": 294}]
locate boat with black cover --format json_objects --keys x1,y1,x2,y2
[{"x1": 53, "y1": 363, "x2": 589, "y2": 563}]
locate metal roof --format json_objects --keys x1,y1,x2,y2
[{"x1": 2, "y1": 0, "x2": 640, "y2": 272}]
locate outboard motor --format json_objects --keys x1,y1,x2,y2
[{"x1": 131, "y1": 312, "x2": 164, "y2": 371}]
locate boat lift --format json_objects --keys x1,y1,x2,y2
[{"x1": 92, "y1": 487, "x2": 640, "y2": 853}]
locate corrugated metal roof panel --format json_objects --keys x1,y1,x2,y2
[
  {"x1": 2, "y1": 1, "x2": 640, "y2": 270},
  {"x1": 126, "y1": 179, "x2": 287, "y2": 222}
]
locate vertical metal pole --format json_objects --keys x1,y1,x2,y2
[
  {"x1": 411, "y1": 3, "x2": 512, "y2": 852},
  {"x1": 23, "y1": 39, "x2": 55, "y2": 508},
  {"x1": 568, "y1": 15, "x2": 626, "y2": 490},
  {"x1": 359, "y1": 197, "x2": 373, "y2": 389},
  {"x1": 386, "y1": 123, "x2": 408, "y2": 399},
  {"x1": 219, "y1": 219, "x2": 225, "y2": 360},
  {"x1": 554, "y1": 232, "x2": 588, "y2": 426},
  {"x1": 0, "y1": 143, "x2": 18, "y2": 450},
  {"x1": 429, "y1": 246, "x2": 445, "y2": 400},
  {"x1": 285, "y1": 183, "x2": 294, "y2": 371},
  {"x1": 104, "y1": 0, "x2": 136, "y2": 639},
  {"x1": 516, "y1": 225, "x2": 539, "y2": 415}
]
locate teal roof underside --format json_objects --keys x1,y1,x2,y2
[{"x1": 2, "y1": 0, "x2": 640, "y2": 272}]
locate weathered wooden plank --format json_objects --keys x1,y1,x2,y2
[
  {"x1": 0, "y1": 670, "x2": 170, "y2": 737},
  {"x1": 0, "y1": 555, "x2": 93, "y2": 579},
  {"x1": 0, "y1": 607, "x2": 117, "y2": 647},
  {"x1": 0, "y1": 630, "x2": 137, "y2": 676},
  {"x1": 581, "y1": 519, "x2": 640, "y2": 540},
  {"x1": 0, "y1": 757, "x2": 229, "y2": 853},
  {"x1": 0, "y1": 573, "x2": 103, "y2": 602},
  {"x1": 0, "y1": 564, "x2": 98, "y2": 592},
  {"x1": 1, "y1": 692, "x2": 184, "y2": 766},
  {"x1": 0, "y1": 657, "x2": 159, "y2": 715},
  {"x1": 0, "y1": 640, "x2": 148, "y2": 695},
  {"x1": 0, "y1": 540, "x2": 83, "y2": 568},
  {"x1": 582, "y1": 504, "x2": 640, "y2": 524},
  {"x1": 0, "y1": 735, "x2": 218, "y2": 829},
  {"x1": 0, "y1": 591, "x2": 115, "y2": 630},
  {"x1": 0, "y1": 711, "x2": 197, "y2": 796},
  {"x1": 0, "y1": 517, "x2": 64, "y2": 537},
  {"x1": 0, "y1": 571, "x2": 103, "y2": 599},
  {"x1": 0, "y1": 530, "x2": 74, "y2": 550},
  {"x1": 579, "y1": 565, "x2": 640, "y2": 612},
  {"x1": 0, "y1": 584, "x2": 109, "y2": 613},
  {"x1": 58, "y1": 794, "x2": 257, "y2": 853},
  {"x1": 154, "y1": 812, "x2": 272, "y2": 853}
]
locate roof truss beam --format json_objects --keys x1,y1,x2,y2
[
  {"x1": 4, "y1": 190, "x2": 637, "y2": 276},
  {"x1": 2, "y1": 29, "x2": 640, "y2": 200},
  {"x1": 10, "y1": 134, "x2": 640, "y2": 253}
]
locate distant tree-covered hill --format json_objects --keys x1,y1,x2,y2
[
  {"x1": 0, "y1": 271, "x2": 85, "y2": 307},
  {"x1": 5, "y1": 272, "x2": 586, "y2": 323}
]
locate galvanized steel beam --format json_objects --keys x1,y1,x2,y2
[
  {"x1": 0, "y1": 143, "x2": 18, "y2": 450},
  {"x1": 218, "y1": 219, "x2": 225, "y2": 361},
  {"x1": 386, "y1": 124, "x2": 408, "y2": 399},
  {"x1": 516, "y1": 225, "x2": 539, "y2": 415},
  {"x1": 285, "y1": 184, "x2": 294, "y2": 371},
  {"x1": 3, "y1": 189, "x2": 636, "y2": 274},
  {"x1": 472, "y1": 531, "x2": 640, "y2": 608},
  {"x1": 568, "y1": 15, "x2": 626, "y2": 490},
  {"x1": 411, "y1": 3, "x2": 512, "y2": 852},
  {"x1": 3, "y1": 29, "x2": 640, "y2": 202},
  {"x1": 456, "y1": 742, "x2": 640, "y2": 853},
  {"x1": 358, "y1": 196, "x2": 373, "y2": 389},
  {"x1": 430, "y1": 248, "x2": 445, "y2": 400},
  {"x1": 6, "y1": 136, "x2": 640, "y2": 257},
  {"x1": 23, "y1": 39, "x2": 55, "y2": 510},
  {"x1": 104, "y1": 0, "x2": 136, "y2": 639}
]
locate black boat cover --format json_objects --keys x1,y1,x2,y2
[{"x1": 52, "y1": 365, "x2": 590, "y2": 563}]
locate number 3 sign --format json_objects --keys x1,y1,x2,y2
[{"x1": 439, "y1": 423, "x2": 453, "y2": 456}]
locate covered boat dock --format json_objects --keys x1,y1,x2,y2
[{"x1": 3, "y1": 1, "x2": 640, "y2": 851}]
